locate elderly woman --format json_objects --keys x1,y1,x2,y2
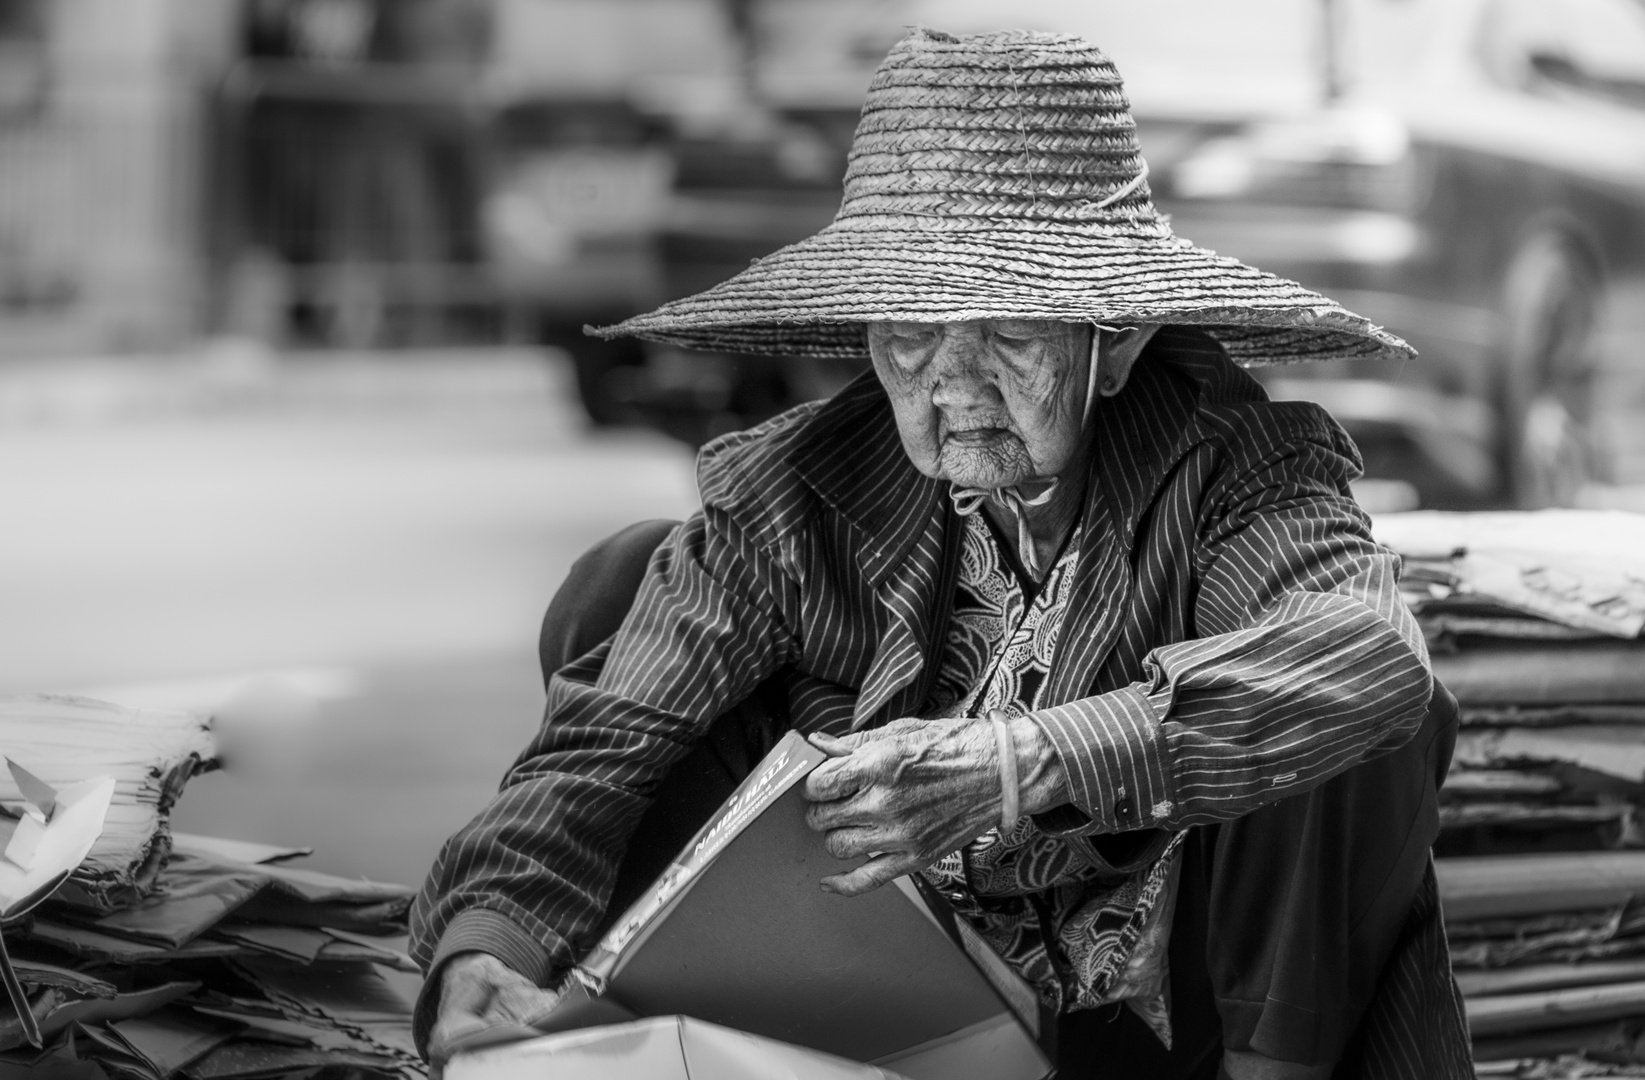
[{"x1": 411, "y1": 29, "x2": 1469, "y2": 1080}]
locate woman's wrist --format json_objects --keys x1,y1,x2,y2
[{"x1": 1006, "y1": 713, "x2": 1070, "y2": 816}]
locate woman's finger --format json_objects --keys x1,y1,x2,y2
[
  {"x1": 817, "y1": 823, "x2": 896, "y2": 861},
  {"x1": 804, "y1": 754, "x2": 869, "y2": 801},
  {"x1": 805, "y1": 769, "x2": 903, "y2": 832},
  {"x1": 809, "y1": 731, "x2": 868, "y2": 756},
  {"x1": 429, "y1": 1014, "x2": 493, "y2": 1066},
  {"x1": 819, "y1": 851, "x2": 924, "y2": 897},
  {"x1": 804, "y1": 793, "x2": 865, "y2": 832},
  {"x1": 488, "y1": 982, "x2": 563, "y2": 1028},
  {"x1": 428, "y1": 954, "x2": 544, "y2": 1064},
  {"x1": 438, "y1": 954, "x2": 506, "y2": 1014}
]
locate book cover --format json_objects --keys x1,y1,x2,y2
[{"x1": 570, "y1": 730, "x2": 1050, "y2": 1080}]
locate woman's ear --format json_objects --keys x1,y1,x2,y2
[{"x1": 1096, "y1": 324, "x2": 1162, "y2": 397}]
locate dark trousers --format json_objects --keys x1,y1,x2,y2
[{"x1": 541, "y1": 521, "x2": 1458, "y2": 1079}]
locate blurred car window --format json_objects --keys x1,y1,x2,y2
[{"x1": 1482, "y1": 0, "x2": 1645, "y2": 107}]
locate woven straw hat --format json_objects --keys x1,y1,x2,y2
[{"x1": 595, "y1": 27, "x2": 1413, "y2": 367}]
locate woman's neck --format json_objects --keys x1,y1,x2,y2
[{"x1": 979, "y1": 445, "x2": 1091, "y2": 581}]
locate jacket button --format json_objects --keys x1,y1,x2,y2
[{"x1": 1114, "y1": 798, "x2": 1134, "y2": 820}]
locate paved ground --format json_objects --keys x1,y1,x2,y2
[{"x1": 0, "y1": 349, "x2": 701, "y2": 892}]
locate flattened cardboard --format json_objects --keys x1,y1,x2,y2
[
  {"x1": 447, "y1": 1015, "x2": 905, "y2": 1080},
  {"x1": 24, "y1": 921, "x2": 245, "y2": 965},
  {"x1": 184, "y1": 1040, "x2": 401, "y2": 1080},
  {"x1": 232, "y1": 956, "x2": 421, "y2": 1065},
  {"x1": 167, "y1": 836, "x2": 311, "y2": 867},
  {"x1": 210, "y1": 926, "x2": 329, "y2": 965},
  {"x1": 109, "y1": 1009, "x2": 238, "y2": 1078},
  {"x1": 62, "y1": 850, "x2": 412, "y2": 949}
]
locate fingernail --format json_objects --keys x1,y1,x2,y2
[{"x1": 819, "y1": 881, "x2": 836, "y2": 894}]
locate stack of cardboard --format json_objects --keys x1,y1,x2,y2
[
  {"x1": 1440, "y1": 851, "x2": 1645, "y2": 1071},
  {"x1": 0, "y1": 697, "x2": 217, "y2": 913},
  {"x1": 0, "y1": 695, "x2": 423, "y2": 1080},
  {"x1": 1375, "y1": 513, "x2": 1645, "y2": 852},
  {"x1": 1375, "y1": 512, "x2": 1645, "y2": 1077}
]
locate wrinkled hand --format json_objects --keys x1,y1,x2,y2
[
  {"x1": 429, "y1": 953, "x2": 563, "y2": 1066},
  {"x1": 803, "y1": 717, "x2": 1007, "y2": 898}
]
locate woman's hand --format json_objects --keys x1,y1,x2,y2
[
  {"x1": 428, "y1": 953, "x2": 562, "y2": 1068},
  {"x1": 802, "y1": 715, "x2": 1067, "y2": 897}
]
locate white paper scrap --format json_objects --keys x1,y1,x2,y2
[{"x1": 0, "y1": 771, "x2": 116, "y2": 916}]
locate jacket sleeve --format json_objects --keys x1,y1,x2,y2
[
  {"x1": 1028, "y1": 431, "x2": 1432, "y2": 835},
  {"x1": 407, "y1": 504, "x2": 799, "y2": 995}
]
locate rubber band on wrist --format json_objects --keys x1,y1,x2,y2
[{"x1": 988, "y1": 709, "x2": 1021, "y2": 833}]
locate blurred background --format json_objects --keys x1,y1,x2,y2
[{"x1": 0, "y1": 0, "x2": 1642, "y2": 890}]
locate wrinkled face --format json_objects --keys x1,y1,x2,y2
[{"x1": 867, "y1": 319, "x2": 1092, "y2": 490}]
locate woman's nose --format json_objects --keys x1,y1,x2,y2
[{"x1": 928, "y1": 333, "x2": 996, "y2": 409}]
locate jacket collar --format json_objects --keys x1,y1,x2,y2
[
  {"x1": 1088, "y1": 326, "x2": 1237, "y2": 545},
  {"x1": 1046, "y1": 327, "x2": 1260, "y2": 703},
  {"x1": 787, "y1": 371, "x2": 944, "y2": 588}
]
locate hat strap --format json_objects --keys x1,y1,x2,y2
[
  {"x1": 950, "y1": 483, "x2": 1059, "y2": 578},
  {"x1": 1092, "y1": 159, "x2": 1150, "y2": 211},
  {"x1": 1085, "y1": 323, "x2": 1125, "y2": 422}
]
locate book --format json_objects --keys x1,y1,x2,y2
[{"x1": 561, "y1": 729, "x2": 1051, "y2": 1080}]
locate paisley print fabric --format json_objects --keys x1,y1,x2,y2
[{"x1": 922, "y1": 512, "x2": 1184, "y2": 1045}]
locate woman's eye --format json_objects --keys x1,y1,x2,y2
[{"x1": 989, "y1": 320, "x2": 1051, "y2": 346}]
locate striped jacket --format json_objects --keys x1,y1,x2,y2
[{"x1": 412, "y1": 329, "x2": 1465, "y2": 1070}]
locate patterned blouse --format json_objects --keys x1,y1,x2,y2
[{"x1": 921, "y1": 509, "x2": 1185, "y2": 1046}]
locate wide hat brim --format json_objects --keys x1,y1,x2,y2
[
  {"x1": 595, "y1": 27, "x2": 1413, "y2": 367},
  {"x1": 595, "y1": 218, "x2": 1412, "y2": 366}
]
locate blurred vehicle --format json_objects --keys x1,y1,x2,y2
[
  {"x1": 602, "y1": 0, "x2": 1645, "y2": 510},
  {"x1": 627, "y1": 111, "x2": 859, "y2": 444},
  {"x1": 222, "y1": 0, "x2": 503, "y2": 348},
  {"x1": 475, "y1": 0, "x2": 745, "y2": 422},
  {"x1": 0, "y1": 0, "x2": 242, "y2": 358},
  {"x1": 573, "y1": 0, "x2": 898, "y2": 441},
  {"x1": 484, "y1": 97, "x2": 673, "y2": 423},
  {"x1": 1161, "y1": 0, "x2": 1645, "y2": 508}
]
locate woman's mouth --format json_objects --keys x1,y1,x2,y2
[{"x1": 945, "y1": 428, "x2": 1008, "y2": 447}]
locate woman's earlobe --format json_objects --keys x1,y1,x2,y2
[{"x1": 1097, "y1": 324, "x2": 1162, "y2": 397}]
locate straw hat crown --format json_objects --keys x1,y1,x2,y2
[
  {"x1": 836, "y1": 28, "x2": 1162, "y2": 233},
  {"x1": 597, "y1": 28, "x2": 1414, "y2": 367}
]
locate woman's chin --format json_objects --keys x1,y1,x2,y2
[
  {"x1": 939, "y1": 457, "x2": 1029, "y2": 492},
  {"x1": 935, "y1": 437, "x2": 1036, "y2": 491}
]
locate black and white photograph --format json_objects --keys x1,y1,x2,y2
[{"x1": 1, "y1": 1, "x2": 1644, "y2": 1078}]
